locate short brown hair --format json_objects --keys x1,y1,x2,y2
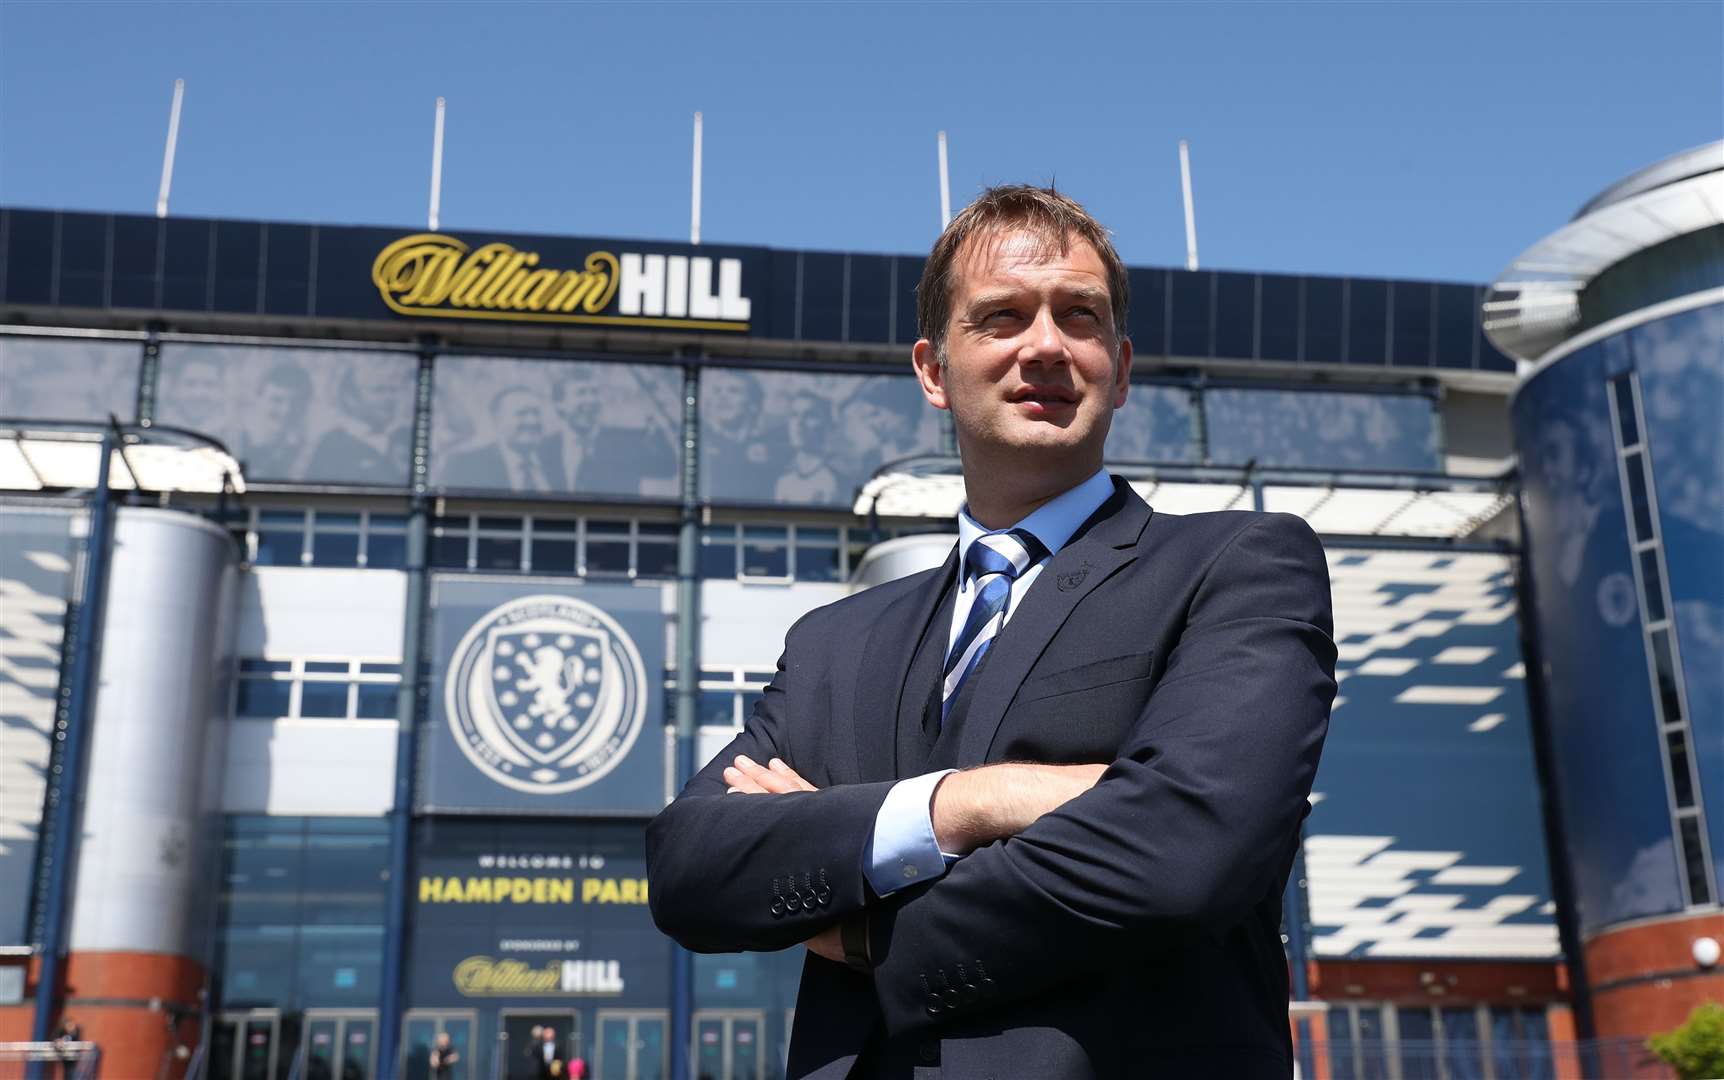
[{"x1": 915, "y1": 184, "x2": 1130, "y2": 358}]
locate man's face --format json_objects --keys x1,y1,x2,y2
[
  {"x1": 555, "y1": 376, "x2": 603, "y2": 431},
  {"x1": 257, "y1": 383, "x2": 298, "y2": 437},
  {"x1": 496, "y1": 392, "x2": 545, "y2": 450},
  {"x1": 706, "y1": 371, "x2": 754, "y2": 429},
  {"x1": 916, "y1": 229, "x2": 1129, "y2": 462},
  {"x1": 350, "y1": 366, "x2": 397, "y2": 428},
  {"x1": 173, "y1": 360, "x2": 225, "y2": 418}
]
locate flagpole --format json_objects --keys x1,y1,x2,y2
[
  {"x1": 429, "y1": 97, "x2": 446, "y2": 231},
  {"x1": 1179, "y1": 139, "x2": 1199, "y2": 271},
  {"x1": 155, "y1": 79, "x2": 185, "y2": 219},
  {"x1": 691, "y1": 111, "x2": 704, "y2": 245},
  {"x1": 937, "y1": 130, "x2": 952, "y2": 230}
]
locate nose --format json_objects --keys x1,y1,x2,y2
[{"x1": 1019, "y1": 305, "x2": 1069, "y2": 367}]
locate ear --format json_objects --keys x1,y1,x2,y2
[
  {"x1": 1112, "y1": 337, "x2": 1134, "y2": 409},
  {"x1": 911, "y1": 339, "x2": 950, "y2": 411}
]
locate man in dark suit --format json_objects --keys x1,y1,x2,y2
[
  {"x1": 646, "y1": 186, "x2": 1336, "y2": 1078},
  {"x1": 441, "y1": 385, "x2": 567, "y2": 493}
]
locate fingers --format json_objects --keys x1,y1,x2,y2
[{"x1": 724, "y1": 755, "x2": 817, "y2": 794}]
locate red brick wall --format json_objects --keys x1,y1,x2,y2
[
  {"x1": 0, "y1": 951, "x2": 206, "y2": 1079},
  {"x1": 1585, "y1": 911, "x2": 1724, "y2": 1040}
]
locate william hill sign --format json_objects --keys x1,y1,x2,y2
[{"x1": 371, "y1": 233, "x2": 753, "y2": 331}]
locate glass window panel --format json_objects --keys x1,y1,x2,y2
[
  {"x1": 1345, "y1": 279, "x2": 1388, "y2": 365},
  {"x1": 359, "y1": 662, "x2": 401, "y2": 675},
  {"x1": 254, "y1": 525, "x2": 306, "y2": 567},
  {"x1": 368, "y1": 513, "x2": 407, "y2": 533},
  {"x1": 588, "y1": 518, "x2": 631, "y2": 537},
  {"x1": 534, "y1": 516, "x2": 579, "y2": 535},
  {"x1": 742, "y1": 541, "x2": 789, "y2": 579},
  {"x1": 1328, "y1": 1007, "x2": 1355, "y2": 1080},
  {"x1": 1391, "y1": 282, "x2": 1434, "y2": 367},
  {"x1": 477, "y1": 516, "x2": 521, "y2": 532},
  {"x1": 431, "y1": 356, "x2": 681, "y2": 498},
  {"x1": 241, "y1": 659, "x2": 293, "y2": 674},
  {"x1": 1258, "y1": 275, "x2": 1301, "y2": 362},
  {"x1": 157, "y1": 344, "x2": 416, "y2": 485},
  {"x1": 315, "y1": 512, "x2": 362, "y2": 529},
  {"x1": 1108, "y1": 383, "x2": 1200, "y2": 463},
  {"x1": 586, "y1": 539, "x2": 631, "y2": 575},
  {"x1": 430, "y1": 530, "x2": 469, "y2": 569},
  {"x1": 1650, "y1": 628, "x2": 1684, "y2": 725},
  {"x1": 1639, "y1": 549, "x2": 1667, "y2": 622},
  {"x1": 1519, "y1": 1008, "x2": 1552, "y2": 1080},
  {"x1": 474, "y1": 535, "x2": 522, "y2": 571},
  {"x1": 532, "y1": 537, "x2": 579, "y2": 574},
  {"x1": 1168, "y1": 271, "x2": 1213, "y2": 358},
  {"x1": 795, "y1": 544, "x2": 842, "y2": 582},
  {"x1": 1304, "y1": 278, "x2": 1344, "y2": 364},
  {"x1": 700, "y1": 527, "x2": 737, "y2": 579},
  {"x1": 1611, "y1": 377, "x2": 1640, "y2": 447},
  {"x1": 1664, "y1": 729, "x2": 1695, "y2": 808},
  {"x1": 364, "y1": 531, "x2": 406, "y2": 570},
  {"x1": 1205, "y1": 388, "x2": 1440, "y2": 471},
  {"x1": 1490, "y1": 1008, "x2": 1523, "y2": 1079},
  {"x1": 701, "y1": 368, "x2": 940, "y2": 507},
  {"x1": 355, "y1": 683, "x2": 398, "y2": 720},
  {"x1": 299, "y1": 681, "x2": 350, "y2": 719},
  {"x1": 0, "y1": 336, "x2": 140, "y2": 422},
  {"x1": 636, "y1": 537, "x2": 678, "y2": 578},
  {"x1": 236, "y1": 678, "x2": 293, "y2": 719},
  {"x1": 699, "y1": 691, "x2": 738, "y2": 728},
  {"x1": 310, "y1": 530, "x2": 361, "y2": 567},
  {"x1": 1434, "y1": 284, "x2": 1478, "y2": 369},
  {"x1": 1679, "y1": 816, "x2": 1713, "y2": 904},
  {"x1": 797, "y1": 527, "x2": 839, "y2": 544},
  {"x1": 1440, "y1": 1008, "x2": 1484, "y2": 1080},
  {"x1": 1395, "y1": 1008, "x2": 1436, "y2": 1080},
  {"x1": 1213, "y1": 272, "x2": 1257, "y2": 359},
  {"x1": 305, "y1": 661, "x2": 350, "y2": 674},
  {"x1": 1354, "y1": 1007, "x2": 1387, "y2": 1080},
  {"x1": 1624, "y1": 456, "x2": 1655, "y2": 542}
]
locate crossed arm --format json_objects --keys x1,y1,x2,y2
[
  {"x1": 721, "y1": 754, "x2": 1108, "y2": 962},
  {"x1": 647, "y1": 513, "x2": 1335, "y2": 1034}
]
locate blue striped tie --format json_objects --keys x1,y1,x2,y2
[{"x1": 942, "y1": 528, "x2": 1048, "y2": 722}]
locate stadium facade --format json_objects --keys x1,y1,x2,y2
[{"x1": 0, "y1": 147, "x2": 1713, "y2": 1080}]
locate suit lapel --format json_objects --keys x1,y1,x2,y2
[
  {"x1": 954, "y1": 480, "x2": 1153, "y2": 766},
  {"x1": 850, "y1": 545, "x2": 958, "y2": 782}
]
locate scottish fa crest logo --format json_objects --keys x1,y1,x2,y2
[{"x1": 447, "y1": 595, "x2": 647, "y2": 794}]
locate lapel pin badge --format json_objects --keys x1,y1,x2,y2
[{"x1": 1056, "y1": 562, "x2": 1091, "y2": 592}]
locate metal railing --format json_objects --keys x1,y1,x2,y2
[
  {"x1": 1305, "y1": 1037, "x2": 1675, "y2": 1080},
  {"x1": 0, "y1": 1042, "x2": 100, "y2": 1080}
]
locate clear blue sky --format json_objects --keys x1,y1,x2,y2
[{"x1": 2, "y1": 1, "x2": 1719, "y2": 283}]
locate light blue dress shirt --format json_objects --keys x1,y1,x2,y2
[{"x1": 864, "y1": 468, "x2": 1117, "y2": 897}]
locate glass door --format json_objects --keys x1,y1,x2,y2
[
  {"x1": 691, "y1": 1011, "x2": 765, "y2": 1080},
  {"x1": 303, "y1": 1009, "x2": 378, "y2": 1080},
  {"x1": 401, "y1": 1010, "x2": 478, "y2": 1080},
  {"x1": 499, "y1": 1009, "x2": 581, "y2": 1080},
  {"x1": 210, "y1": 1010, "x2": 281, "y2": 1080},
  {"x1": 595, "y1": 1010, "x2": 667, "y2": 1080}
]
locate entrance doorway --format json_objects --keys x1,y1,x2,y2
[
  {"x1": 691, "y1": 1010, "x2": 765, "y2": 1080},
  {"x1": 499, "y1": 1009, "x2": 581, "y2": 1080},
  {"x1": 302, "y1": 1009, "x2": 378, "y2": 1080},
  {"x1": 594, "y1": 1010, "x2": 667, "y2": 1080},
  {"x1": 401, "y1": 1010, "x2": 478, "y2": 1080},
  {"x1": 209, "y1": 1010, "x2": 282, "y2": 1080}
]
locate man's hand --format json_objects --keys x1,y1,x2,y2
[
  {"x1": 932, "y1": 762, "x2": 1108, "y2": 855},
  {"x1": 803, "y1": 921, "x2": 846, "y2": 964},
  {"x1": 723, "y1": 755, "x2": 817, "y2": 794}
]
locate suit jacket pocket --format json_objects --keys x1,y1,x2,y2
[{"x1": 1016, "y1": 650, "x2": 1154, "y2": 704}]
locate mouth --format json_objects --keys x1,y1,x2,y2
[{"x1": 1007, "y1": 385, "x2": 1081, "y2": 411}]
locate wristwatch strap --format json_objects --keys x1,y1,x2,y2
[{"x1": 841, "y1": 911, "x2": 872, "y2": 972}]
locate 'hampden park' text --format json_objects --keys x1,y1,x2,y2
[{"x1": 419, "y1": 876, "x2": 648, "y2": 905}]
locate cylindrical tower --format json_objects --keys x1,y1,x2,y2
[
  {"x1": 1491, "y1": 142, "x2": 1724, "y2": 1047},
  {"x1": 61, "y1": 507, "x2": 239, "y2": 1070}
]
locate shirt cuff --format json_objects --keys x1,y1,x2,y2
[{"x1": 864, "y1": 769, "x2": 959, "y2": 897}]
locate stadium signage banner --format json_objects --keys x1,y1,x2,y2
[
  {"x1": 372, "y1": 232, "x2": 752, "y2": 331},
  {"x1": 409, "y1": 820, "x2": 669, "y2": 1008},
  {"x1": 420, "y1": 577, "x2": 667, "y2": 813}
]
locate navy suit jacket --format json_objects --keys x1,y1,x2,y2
[{"x1": 647, "y1": 480, "x2": 1336, "y2": 1078}]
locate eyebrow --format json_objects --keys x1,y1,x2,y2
[{"x1": 964, "y1": 285, "x2": 1111, "y2": 315}]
